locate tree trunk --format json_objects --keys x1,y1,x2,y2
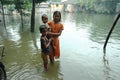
[
  {"x1": 1, "y1": 0, "x2": 6, "y2": 29},
  {"x1": 30, "y1": 0, "x2": 35, "y2": 32},
  {"x1": 20, "y1": 9, "x2": 24, "y2": 29}
]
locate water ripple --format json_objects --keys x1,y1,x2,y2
[{"x1": 7, "y1": 63, "x2": 42, "y2": 80}]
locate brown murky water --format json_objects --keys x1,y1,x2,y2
[{"x1": 0, "y1": 12, "x2": 120, "y2": 80}]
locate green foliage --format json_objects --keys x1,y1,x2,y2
[
  {"x1": 14, "y1": 0, "x2": 32, "y2": 12},
  {"x1": 76, "y1": 0, "x2": 120, "y2": 14},
  {"x1": 35, "y1": 0, "x2": 47, "y2": 3},
  {"x1": 8, "y1": 4, "x2": 15, "y2": 11},
  {"x1": 13, "y1": 0, "x2": 47, "y2": 11},
  {"x1": 2, "y1": 0, "x2": 14, "y2": 5},
  {"x1": 94, "y1": 0, "x2": 119, "y2": 14},
  {"x1": 52, "y1": 0, "x2": 61, "y2": 2}
]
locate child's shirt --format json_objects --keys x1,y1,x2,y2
[
  {"x1": 41, "y1": 36, "x2": 50, "y2": 55},
  {"x1": 41, "y1": 23, "x2": 50, "y2": 28}
]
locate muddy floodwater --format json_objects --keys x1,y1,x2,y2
[{"x1": 0, "y1": 12, "x2": 120, "y2": 80}]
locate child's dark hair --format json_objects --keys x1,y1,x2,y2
[
  {"x1": 53, "y1": 11, "x2": 61, "y2": 21},
  {"x1": 41, "y1": 14, "x2": 47, "y2": 20},
  {"x1": 39, "y1": 25, "x2": 47, "y2": 33}
]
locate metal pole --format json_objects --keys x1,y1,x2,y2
[{"x1": 103, "y1": 12, "x2": 120, "y2": 51}]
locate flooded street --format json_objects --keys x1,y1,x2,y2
[{"x1": 0, "y1": 12, "x2": 120, "y2": 80}]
